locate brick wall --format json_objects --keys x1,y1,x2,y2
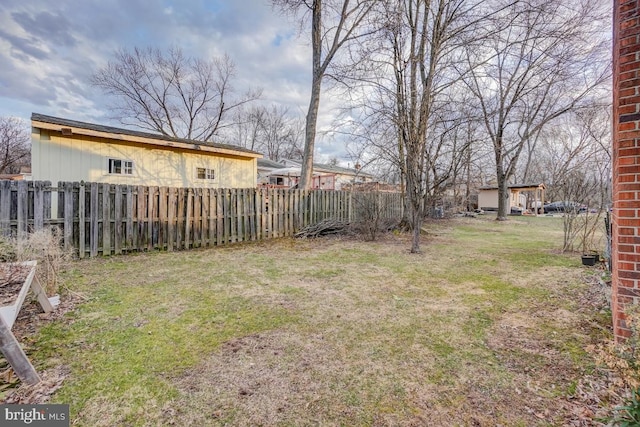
[{"x1": 613, "y1": 0, "x2": 640, "y2": 340}]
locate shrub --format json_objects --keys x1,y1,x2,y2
[{"x1": 3, "y1": 228, "x2": 74, "y2": 295}]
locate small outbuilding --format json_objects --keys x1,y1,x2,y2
[
  {"x1": 31, "y1": 113, "x2": 262, "y2": 188},
  {"x1": 478, "y1": 183, "x2": 546, "y2": 214}
]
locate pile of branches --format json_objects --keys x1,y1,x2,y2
[{"x1": 294, "y1": 219, "x2": 351, "y2": 238}]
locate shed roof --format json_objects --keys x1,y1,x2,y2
[
  {"x1": 257, "y1": 158, "x2": 287, "y2": 169},
  {"x1": 31, "y1": 113, "x2": 262, "y2": 159},
  {"x1": 478, "y1": 183, "x2": 545, "y2": 191},
  {"x1": 282, "y1": 158, "x2": 375, "y2": 178}
]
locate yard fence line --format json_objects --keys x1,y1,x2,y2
[{"x1": 0, "y1": 181, "x2": 403, "y2": 257}]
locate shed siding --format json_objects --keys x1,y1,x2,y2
[
  {"x1": 32, "y1": 130, "x2": 256, "y2": 188},
  {"x1": 478, "y1": 189, "x2": 499, "y2": 210}
]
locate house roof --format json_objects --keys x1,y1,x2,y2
[
  {"x1": 257, "y1": 158, "x2": 287, "y2": 169},
  {"x1": 479, "y1": 183, "x2": 545, "y2": 191},
  {"x1": 31, "y1": 113, "x2": 262, "y2": 159},
  {"x1": 282, "y1": 158, "x2": 374, "y2": 178}
]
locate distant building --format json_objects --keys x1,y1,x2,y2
[
  {"x1": 258, "y1": 158, "x2": 374, "y2": 190},
  {"x1": 478, "y1": 183, "x2": 545, "y2": 213}
]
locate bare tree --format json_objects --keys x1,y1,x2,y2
[
  {"x1": 370, "y1": 0, "x2": 484, "y2": 252},
  {"x1": 462, "y1": 0, "x2": 610, "y2": 220},
  {"x1": 226, "y1": 104, "x2": 304, "y2": 161},
  {"x1": 332, "y1": 0, "x2": 491, "y2": 252},
  {"x1": 526, "y1": 106, "x2": 611, "y2": 251},
  {"x1": 272, "y1": 0, "x2": 376, "y2": 189},
  {"x1": 92, "y1": 47, "x2": 260, "y2": 141},
  {"x1": 0, "y1": 117, "x2": 30, "y2": 174}
]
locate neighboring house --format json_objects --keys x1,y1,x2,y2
[
  {"x1": 31, "y1": 113, "x2": 261, "y2": 188},
  {"x1": 478, "y1": 183, "x2": 546, "y2": 213},
  {"x1": 276, "y1": 159, "x2": 375, "y2": 190},
  {"x1": 257, "y1": 158, "x2": 288, "y2": 184}
]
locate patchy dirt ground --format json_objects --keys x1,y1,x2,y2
[
  {"x1": 161, "y1": 266, "x2": 616, "y2": 427},
  {"x1": 0, "y1": 219, "x2": 629, "y2": 426},
  {"x1": 0, "y1": 288, "x2": 82, "y2": 403}
]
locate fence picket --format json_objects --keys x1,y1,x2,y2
[
  {"x1": 114, "y1": 185, "x2": 123, "y2": 255},
  {"x1": 16, "y1": 181, "x2": 27, "y2": 240},
  {"x1": 0, "y1": 181, "x2": 10, "y2": 236},
  {"x1": 63, "y1": 182, "x2": 74, "y2": 251},
  {"x1": 90, "y1": 183, "x2": 99, "y2": 257},
  {"x1": 78, "y1": 184, "x2": 85, "y2": 258}
]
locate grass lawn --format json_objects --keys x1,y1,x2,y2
[{"x1": 22, "y1": 215, "x2": 611, "y2": 425}]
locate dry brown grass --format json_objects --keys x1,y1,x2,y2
[{"x1": 15, "y1": 216, "x2": 616, "y2": 426}]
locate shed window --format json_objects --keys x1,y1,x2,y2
[
  {"x1": 108, "y1": 159, "x2": 133, "y2": 175},
  {"x1": 196, "y1": 167, "x2": 215, "y2": 180}
]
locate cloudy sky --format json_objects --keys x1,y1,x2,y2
[{"x1": 0, "y1": 0, "x2": 351, "y2": 161}]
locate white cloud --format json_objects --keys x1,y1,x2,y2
[{"x1": 0, "y1": 0, "x2": 353, "y2": 161}]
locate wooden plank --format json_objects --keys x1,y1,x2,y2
[
  {"x1": 90, "y1": 183, "x2": 99, "y2": 257},
  {"x1": 33, "y1": 181, "x2": 45, "y2": 231},
  {"x1": 0, "y1": 180, "x2": 11, "y2": 236},
  {"x1": 0, "y1": 314, "x2": 40, "y2": 385},
  {"x1": 126, "y1": 186, "x2": 134, "y2": 252},
  {"x1": 202, "y1": 189, "x2": 210, "y2": 247},
  {"x1": 237, "y1": 189, "x2": 244, "y2": 242},
  {"x1": 78, "y1": 183, "x2": 86, "y2": 258},
  {"x1": 216, "y1": 189, "x2": 224, "y2": 245},
  {"x1": 114, "y1": 185, "x2": 123, "y2": 255},
  {"x1": 244, "y1": 189, "x2": 250, "y2": 241},
  {"x1": 177, "y1": 188, "x2": 185, "y2": 249},
  {"x1": 230, "y1": 189, "x2": 237, "y2": 243},
  {"x1": 137, "y1": 185, "x2": 146, "y2": 251},
  {"x1": 185, "y1": 188, "x2": 193, "y2": 249},
  {"x1": 350, "y1": 191, "x2": 355, "y2": 221},
  {"x1": 256, "y1": 189, "x2": 263, "y2": 240},
  {"x1": 238, "y1": 188, "x2": 245, "y2": 242},
  {"x1": 167, "y1": 187, "x2": 176, "y2": 251},
  {"x1": 159, "y1": 187, "x2": 167, "y2": 250},
  {"x1": 147, "y1": 186, "x2": 154, "y2": 251},
  {"x1": 278, "y1": 189, "x2": 284, "y2": 237},
  {"x1": 286, "y1": 190, "x2": 292, "y2": 236},
  {"x1": 296, "y1": 190, "x2": 301, "y2": 231},
  {"x1": 250, "y1": 189, "x2": 257, "y2": 241},
  {"x1": 102, "y1": 183, "x2": 111, "y2": 256},
  {"x1": 271, "y1": 189, "x2": 276, "y2": 238},
  {"x1": 16, "y1": 181, "x2": 27, "y2": 240},
  {"x1": 206, "y1": 189, "x2": 214, "y2": 247},
  {"x1": 193, "y1": 188, "x2": 201, "y2": 247},
  {"x1": 63, "y1": 182, "x2": 74, "y2": 252},
  {"x1": 30, "y1": 275, "x2": 54, "y2": 314},
  {"x1": 0, "y1": 261, "x2": 37, "y2": 328},
  {"x1": 43, "y1": 181, "x2": 51, "y2": 223}
]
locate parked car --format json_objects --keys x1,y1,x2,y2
[
  {"x1": 543, "y1": 201, "x2": 587, "y2": 214},
  {"x1": 510, "y1": 206, "x2": 524, "y2": 215}
]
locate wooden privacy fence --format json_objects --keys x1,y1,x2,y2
[{"x1": 0, "y1": 181, "x2": 403, "y2": 257}]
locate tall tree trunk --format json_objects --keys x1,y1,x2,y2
[
  {"x1": 300, "y1": 75, "x2": 322, "y2": 189},
  {"x1": 300, "y1": 0, "x2": 323, "y2": 190},
  {"x1": 496, "y1": 168, "x2": 509, "y2": 221}
]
